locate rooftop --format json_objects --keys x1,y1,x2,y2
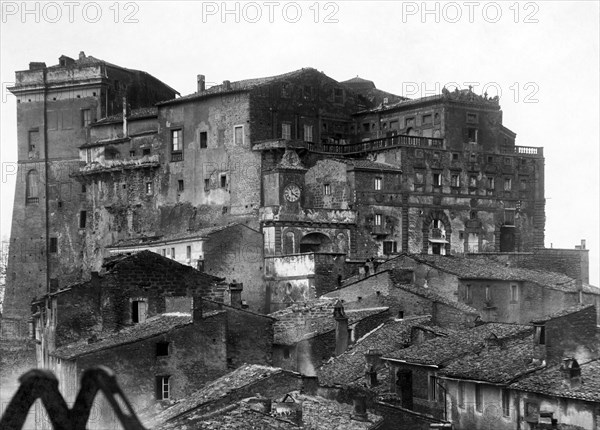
[
  {"x1": 439, "y1": 334, "x2": 543, "y2": 384},
  {"x1": 92, "y1": 106, "x2": 159, "y2": 125},
  {"x1": 331, "y1": 158, "x2": 403, "y2": 172},
  {"x1": 511, "y1": 359, "x2": 600, "y2": 403},
  {"x1": 152, "y1": 364, "x2": 290, "y2": 425},
  {"x1": 383, "y1": 322, "x2": 532, "y2": 367},
  {"x1": 385, "y1": 254, "x2": 578, "y2": 293},
  {"x1": 318, "y1": 315, "x2": 431, "y2": 388},
  {"x1": 531, "y1": 304, "x2": 595, "y2": 324},
  {"x1": 157, "y1": 391, "x2": 383, "y2": 430},
  {"x1": 52, "y1": 312, "x2": 222, "y2": 360},
  {"x1": 270, "y1": 300, "x2": 389, "y2": 345}
]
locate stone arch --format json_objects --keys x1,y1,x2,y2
[
  {"x1": 300, "y1": 232, "x2": 332, "y2": 253},
  {"x1": 422, "y1": 209, "x2": 452, "y2": 255}
]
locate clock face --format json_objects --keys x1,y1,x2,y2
[{"x1": 283, "y1": 184, "x2": 301, "y2": 202}]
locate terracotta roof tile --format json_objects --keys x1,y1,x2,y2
[{"x1": 530, "y1": 304, "x2": 595, "y2": 324}]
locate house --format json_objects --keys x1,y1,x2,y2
[
  {"x1": 322, "y1": 268, "x2": 480, "y2": 330},
  {"x1": 269, "y1": 299, "x2": 390, "y2": 375},
  {"x1": 150, "y1": 364, "x2": 383, "y2": 430}
]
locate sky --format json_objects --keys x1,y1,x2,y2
[{"x1": 0, "y1": 1, "x2": 598, "y2": 285}]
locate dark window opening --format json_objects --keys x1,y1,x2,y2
[
  {"x1": 534, "y1": 325, "x2": 546, "y2": 345},
  {"x1": 383, "y1": 241, "x2": 398, "y2": 254},
  {"x1": 81, "y1": 109, "x2": 92, "y2": 127},
  {"x1": 283, "y1": 347, "x2": 290, "y2": 359},
  {"x1": 475, "y1": 384, "x2": 483, "y2": 412},
  {"x1": 129, "y1": 150, "x2": 135, "y2": 157},
  {"x1": 79, "y1": 211, "x2": 87, "y2": 228},
  {"x1": 81, "y1": 184, "x2": 86, "y2": 193},
  {"x1": 204, "y1": 179, "x2": 210, "y2": 190},
  {"x1": 156, "y1": 342, "x2": 170, "y2": 357},
  {"x1": 143, "y1": 148, "x2": 151, "y2": 156},
  {"x1": 178, "y1": 180, "x2": 184, "y2": 192},
  {"x1": 220, "y1": 175, "x2": 227, "y2": 188},
  {"x1": 49, "y1": 237, "x2": 58, "y2": 253},
  {"x1": 131, "y1": 300, "x2": 147, "y2": 324},
  {"x1": 200, "y1": 131, "x2": 208, "y2": 148}
]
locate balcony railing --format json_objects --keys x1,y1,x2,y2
[
  {"x1": 505, "y1": 146, "x2": 543, "y2": 157},
  {"x1": 302, "y1": 134, "x2": 443, "y2": 155},
  {"x1": 171, "y1": 151, "x2": 184, "y2": 162}
]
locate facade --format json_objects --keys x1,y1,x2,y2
[{"x1": 4, "y1": 55, "x2": 550, "y2": 321}]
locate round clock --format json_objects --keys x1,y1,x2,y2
[{"x1": 283, "y1": 184, "x2": 301, "y2": 202}]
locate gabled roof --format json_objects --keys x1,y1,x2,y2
[
  {"x1": 318, "y1": 315, "x2": 431, "y2": 387},
  {"x1": 531, "y1": 304, "x2": 595, "y2": 324},
  {"x1": 52, "y1": 312, "x2": 222, "y2": 360},
  {"x1": 383, "y1": 323, "x2": 532, "y2": 367},
  {"x1": 511, "y1": 359, "x2": 600, "y2": 403},
  {"x1": 439, "y1": 334, "x2": 543, "y2": 384},
  {"x1": 270, "y1": 300, "x2": 389, "y2": 345},
  {"x1": 387, "y1": 254, "x2": 578, "y2": 293},
  {"x1": 153, "y1": 364, "x2": 289, "y2": 424}
]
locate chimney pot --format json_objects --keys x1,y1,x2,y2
[
  {"x1": 79, "y1": 51, "x2": 86, "y2": 60},
  {"x1": 581, "y1": 239, "x2": 586, "y2": 250},
  {"x1": 351, "y1": 395, "x2": 369, "y2": 422},
  {"x1": 197, "y1": 74, "x2": 206, "y2": 92},
  {"x1": 29, "y1": 62, "x2": 47, "y2": 71},
  {"x1": 223, "y1": 80, "x2": 231, "y2": 90}
]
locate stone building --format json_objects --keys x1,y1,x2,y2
[{"x1": 4, "y1": 54, "x2": 548, "y2": 322}]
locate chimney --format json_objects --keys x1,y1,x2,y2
[
  {"x1": 79, "y1": 51, "x2": 86, "y2": 60},
  {"x1": 364, "y1": 348, "x2": 382, "y2": 388},
  {"x1": 197, "y1": 74, "x2": 206, "y2": 92},
  {"x1": 351, "y1": 394, "x2": 369, "y2": 422},
  {"x1": 223, "y1": 80, "x2": 231, "y2": 90},
  {"x1": 560, "y1": 358, "x2": 582, "y2": 389},
  {"x1": 29, "y1": 62, "x2": 46, "y2": 71},
  {"x1": 581, "y1": 239, "x2": 586, "y2": 250},
  {"x1": 227, "y1": 281, "x2": 243, "y2": 308},
  {"x1": 192, "y1": 296, "x2": 203, "y2": 322},
  {"x1": 333, "y1": 300, "x2": 349, "y2": 356},
  {"x1": 301, "y1": 375, "x2": 319, "y2": 395}
]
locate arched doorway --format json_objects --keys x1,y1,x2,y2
[{"x1": 300, "y1": 233, "x2": 332, "y2": 253}]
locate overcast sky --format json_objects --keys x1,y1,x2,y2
[{"x1": 0, "y1": 1, "x2": 598, "y2": 285}]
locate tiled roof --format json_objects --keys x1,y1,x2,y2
[
  {"x1": 92, "y1": 107, "x2": 158, "y2": 125},
  {"x1": 392, "y1": 281, "x2": 479, "y2": 316},
  {"x1": 582, "y1": 284, "x2": 600, "y2": 295},
  {"x1": 511, "y1": 359, "x2": 600, "y2": 403},
  {"x1": 270, "y1": 300, "x2": 389, "y2": 345},
  {"x1": 383, "y1": 323, "x2": 532, "y2": 366},
  {"x1": 51, "y1": 312, "x2": 223, "y2": 360},
  {"x1": 530, "y1": 304, "x2": 595, "y2": 324},
  {"x1": 107, "y1": 223, "x2": 246, "y2": 248},
  {"x1": 439, "y1": 334, "x2": 543, "y2": 384},
  {"x1": 331, "y1": 158, "x2": 403, "y2": 172},
  {"x1": 153, "y1": 364, "x2": 287, "y2": 424},
  {"x1": 157, "y1": 68, "x2": 319, "y2": 106},
  {"x1": 389, "y1": 254, "x2": 578, "y2": 293},
  {"x1": 318, "y1": 316, "x2": 431, "y2": 387},
  {"x1": 158, "y1": 391, "x2": 383, "y2": 430}
]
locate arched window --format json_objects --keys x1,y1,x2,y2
[
  {"x1": 283, "y1": 231, "x2": 295, "y2": 255},
  {"x1": 26, "y1": 170, "x2": 39, "y2": 204}
]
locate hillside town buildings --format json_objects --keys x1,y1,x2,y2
[{"x1": 1, "y1": 53, "x2": 598, "y2": 430}]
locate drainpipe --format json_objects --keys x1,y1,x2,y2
[{"x1": 42, "y1": 67, "x2": 50, "y2": 294}]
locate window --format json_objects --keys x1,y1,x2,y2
[
  {"x1": 465, "y1": 284, "x2": 472, "y2": 303},
  {"x1": 390, "y1": 120, "x2": 399, "y2": 130},
  {"x1": 458, "y1": 381, "x2": 465, "y2": 408},
  {"x1": 156, "y1": 342, "x2": 170, "y2": 357},
  {"x1": 502, "y1": 389, "x2": 510, "y2": 417},
  {"x1": 452, "y1": 153, "x2": 459, "y2": 160},
  {"x1": 220, "y1": 175, "x2": 227, "y2": 188},
  {"x1": 333, "y1": 88, "x2": 344, "y2": 104},
  {"x1": 186, "y1": 246, "x2": 192, "y2": 261},
  {"x1": 161, "y1": 249, "x2": 166, "y2": 257},
  {"x1": 470, "y1": 210, "x2": 477, "y2": 220},
  {"x1": 433, "y1": 173, "x2": 442, "y2": 186},
  {"x1": 487, "y1": 177, "x2": 495, "y2": 189},
  {"x1": 146, "y1": 182, "x2": 153, "y2": 195},
  {"x1": 171, "y1": 129, "x2": 182, "y2": 161},
  {"x1": 534, "y1": 325, "x2": 546, "y2": 345},
  {"x1": 485, "y1": 285, "x2": 491, "y2": 302},
  {"x1": 178, "y1": 180, "x2": 184, "y2": 192},
  {"x1": 234, "y1": 125, "x2": 244, "y2": 146},
  {"x1": 324, "y1": 184, "x2": 331, "y2": 195},
  {"x1": 26, "y1": 170, "x2": 39, "y2": 204},
  {"x1": 469, "y1": 176, "x2": 477, "y2": 187},
  {"x1": 127, "y1": 150, "x2": 136, "y2": 158},
  {"x1": 81, "y1": 109, "x2": 92, "y2": 127},
  {"x1": 467, "y1": 128, "x2": 478, "y2": 143},
  {"x1": 282, "y1": 123, "x2": 291, "y2": 140},
  {"x1": 505, "y1": 209, "x2": 515, "y2": 226},
  {"x1": 520, "y1": 178, "x2": 528, "y2": 190},
  {"x1": 406, "y1": 117, "x2": 415, "y2": 127},
  {"x1": 79, "y1": 211, "x2": 87, "y2": 229},
  {"x1": 281, "y1": 82, "x2": 290, "y2": 98},
  {"x1": 374, "y1": 214, "x2": 382, "y2": 226},
  {"x1": 143, "y1": 148, "x2": 151, "y2": 156},
  {"x1": 415, "y1": 149, "x2": 423, "y2": 158},
  {"x1": 504, "y1": 178, "x2": 512, "y2": 191},
  {"x1": 504, "y1": 157, "x2": 512, "y2": 165},
  {"x1": 422, "y1": 114, "x2": 432, "y2": 125},
  {"x1": 383, "y1": 241, "x2": 398, "y2": 255},
  {"x1": 511, "y1": 284, "x2": 519, "y2": 302},
  {"x1": 429, "y1": 375, "x2": 438, "y2": 401},
  {"x1": 374, "y1": 177, "x2": 382, "y2": 190},
  {"x1": 171, "y1": 247, "x2": 175, "y2": 259},
  {"x1": 283, "y1": 347, "x2": 290, "y2": 359},
  {"x1": 487, "y1": 156, "x2": 494, "y2": 163},
  {"x1": 304, "y1": 124, "x2": 313, "y2": 142},
  {"x1": 475, "y1": 384, "x2": 483, "y2": 412},
  {"x1": 200, "y1": 131, "x2": 208, "y2": 148},
  {"x1": 362, "y1": 123, "x2": 370, "y2": 132},
  {"x1": 131, "y1": 300, "x2": 147, "y2": 323},
  {"x1": 204, "y1": 179, "x2": 210, "y2": 190},
  {"x1": 415, "y1": 172, "x2": 424, "y2": 184},
  {"x1": 86, "y1": 148, "x2": 92, "y2": 163},
  {"x1": 466, "y1": 112, "x2": 478, "y2": 123},
  {"x1": 28, "y1": 130, "x2": 39, "y2": 153},
  {"x1": 156, "y1": 376, "x2": 170, "y2": 400},
  {"x1": 50, "y1": 237, "x2": 58, "y2": 253},
  {"x1": 451, "y1": 174, "x2": 460, "y2": 187}
]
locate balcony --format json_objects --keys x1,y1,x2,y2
[
  {"x1": 171, "y1": 151, "x2": 183, "y2": 162},
  {"x1": 75, "y1": 155, "x2": 160, "y2": 177},
  {"x1": 503, "y1": 145, "x2": 543, "y2": 157}
]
